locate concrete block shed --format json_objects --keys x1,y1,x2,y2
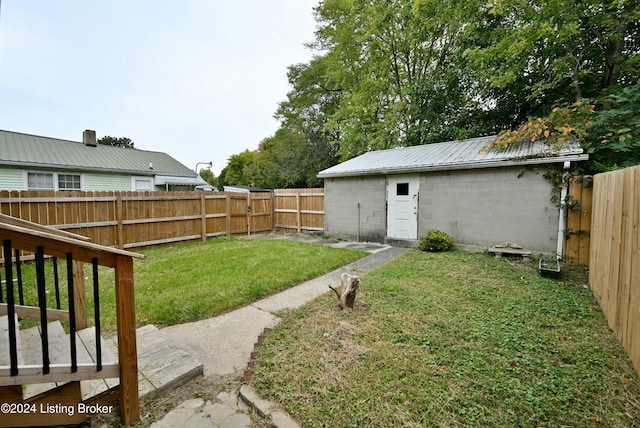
[{"x1": 317, "y1": 136, "x2": 589, "y2": 255}]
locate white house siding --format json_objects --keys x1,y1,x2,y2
[
  {"x1": 418, "y1": 167, "x2": 559, "y2": 253},
  {"x1": 83, "y1": 173, "x2": 132, "y2": 191},
  {"x1": 0, "y1": 168, "x2": 26, "y2": 191},
  {"x1": 324, "y1": 175, "x2": 387, "y2": 242},
  {"x1": 0, "y1": 169, "x2": 135, "y2": 191}
]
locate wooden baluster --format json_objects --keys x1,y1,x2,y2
[
  {"x1": 35, "y1": 246, "x2": 49, "y2": 374},
  {"x1": 3, "y1": 240, "x2": 18, "y2": 376}
]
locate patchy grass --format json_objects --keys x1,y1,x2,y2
[
  {"x1": 252, "y1": 251, "x2": 640, "y2": 427},
  {"x1": 13, "y1": 237, "x2": 366, "y2": 331}
]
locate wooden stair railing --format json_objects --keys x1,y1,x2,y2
[{"x1": 0, "y1": 214, "x2": 145, "y2": 426}]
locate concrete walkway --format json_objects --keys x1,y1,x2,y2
[{"x1": 153, "y1": 240, "x2": 410, "y2": 427}]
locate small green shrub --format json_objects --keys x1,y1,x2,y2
[{"x1": 418, "y1": 229, "x2": 455, "y2": 252}]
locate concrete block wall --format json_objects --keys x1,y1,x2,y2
[
  {"x1": 323, "y1": 166, "x2": 561, "y2": 253},
  {"x1": 418, "y1": 167, "x2": 559, "y2": 253},
  {"x1": 324, "y1": 176, "x2": 387, "y2": 242}
]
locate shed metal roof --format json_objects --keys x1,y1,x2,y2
[
  {"x1": 0, "y1": 129, "x2": 198, "y2": 178},
  {"x1": 317, "y1": 135, "x2": 589, "y2": 178}
]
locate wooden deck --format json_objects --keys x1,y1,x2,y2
[{"x1": 0, "y1": 316, "x2": 118, "y2": 398}]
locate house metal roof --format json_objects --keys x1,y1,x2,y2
[
  {"x1": 0, "y1": 129, "x2": 198, "y2": 178},
  {"x1": 317, "y1": 135, "x2": 589, "y2": 178}
]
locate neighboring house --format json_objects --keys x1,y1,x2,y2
[
  {"x1": 317, "y1": 135, "x2": 589, "y2": 255},
  {"x1": 0, "y1": 129, "x2": 206, "y2": 191}
]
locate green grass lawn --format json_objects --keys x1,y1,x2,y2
[
  {"x1": 130, "y1": 237, "x2": 366, "y2": 327},
  {"x1": 14, "y1": 237, "x2": 366, "y2": 331},
  {"x1": 252, "y1": 250, "x2": 640, "y2": 427}
]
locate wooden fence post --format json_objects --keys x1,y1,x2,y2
[
  {"x1": 247, "y1": 193, "x2": 251, "y2": 236},
  {"x1": 225, "y1": 193, "x2": 231, "y2": 236},
  {"x1": 116, "y1": 193, "x2": 124, "y2": 249},
  {"x1": 296, "y1": 192, "x2": 301, "y2": 233},
  {"x1": 200, "y1": 193, "x2": 207, "y2": 241},
  {"x1": 271, "y1": 192, "x2": 275, "y2": 232}
]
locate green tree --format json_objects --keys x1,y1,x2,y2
[
  {"x1": 221, "y1": 150, "x2": 256, "y2": 187},
  {"x1": 215, "y1": 167, "x2": 227, "y2": 190},
  {"x1": 98, "y1": 136, "x2": 135, "y2": 148},
  {"x1": 199, "y1": 169, "x2": 215, "y2": 187},
  {"x1": 585, "y1": 80, "x2": 640, "y2": 171},
  {"x1": 277, "y1": 0, "x2": 639, "y2": 163},
  {"x1": 463, "y1": 0, "x2": 640, "y2": 108},
  {"x1": 310, "y1": 0, "x2": 477, "y2": 158},
  {"x1": 223, "y1": 0, "x2": 639, "y2": 181},
  {"x1": 277, "y1": 56, "x2": 343, "y2": 158},
  {"x1": 246, "y1": 128, "x2": 338, "y2": 189},
  {"x1": 485, "y1": 80, "x2": 640, "y2": 173}
]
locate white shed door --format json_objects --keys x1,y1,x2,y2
[{"x1": 387, "y1": 175, "x2": 419, "y2": 240}]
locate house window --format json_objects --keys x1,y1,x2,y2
[
  {"x1": 396, "y1": 183, "x2": 409, "y2": 196},
  {"x1": 58, "y1": 174, "x2": 81, "y2": 190},
  {"x1": 27, "y1": 172, "x2": 82, "y2": 190},
  {"x1": 27, "y1": 172, "x2": 54, "y2": 190}
]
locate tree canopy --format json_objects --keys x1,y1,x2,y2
[
  {"x1": 491, "y1": 80, "x2": 640, "y2": 173},
  {"x1": 220, "y1": 0, "x2": 639, "y2": 184},
  {"x1": 199, "y1": 169, "x2": 215, "y2": 187},
  {"x1": 98, "y1": 136, "x2": 135, "y2": 149},
  {"x1": 217, "y1": 129, "x2": 338, "y2": 189}
]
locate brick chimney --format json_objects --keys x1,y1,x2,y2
[{"x1": 83, "y1": 129, "x2": 97, "y2": 147}]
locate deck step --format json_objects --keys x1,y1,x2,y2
[
  {"x1": 106, "y1": 324, "x2": 203, "y2": 399},
  {"x1": 20, "y1": 320, "x2": 69, "y2": 365},
  {"x1": 1, "y1": 319, "x2": 202, "y2": 405},
  {"x1": 20, "y1": 322, "x2": 119, "y2": 400},
  {"x1": 1, "y1": 320, "x2": 119, "y2": 393},
  {"x1": 0, "y1": 315, "x2": 22, "y2": 367},
  {"x1": 21, "y1": 321, "x2": 69, "y2": 399},
  {"x1": 76, "y1": 327, "x2": 120, "y2": 400}
]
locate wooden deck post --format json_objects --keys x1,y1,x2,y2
[{"x1": 114, "y1": 255, "x2": 139, "y2": 424}]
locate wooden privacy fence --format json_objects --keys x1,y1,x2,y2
[
  {"x1": 589, "y1": 165, "x2": 640, "y2": 376},
  {"x1": 565, "y1": 177, "x2": 593, "y2": 266},
  {"x1": 274, "y1": 188, "x2": 325, "y2": 232},
  {"x1": 0, "y1": 190, "x2": 325, "y2": 250}
]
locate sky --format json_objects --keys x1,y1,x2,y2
[{"x1": 0, "y1": 1, "x2": 319, "y2": 175}]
